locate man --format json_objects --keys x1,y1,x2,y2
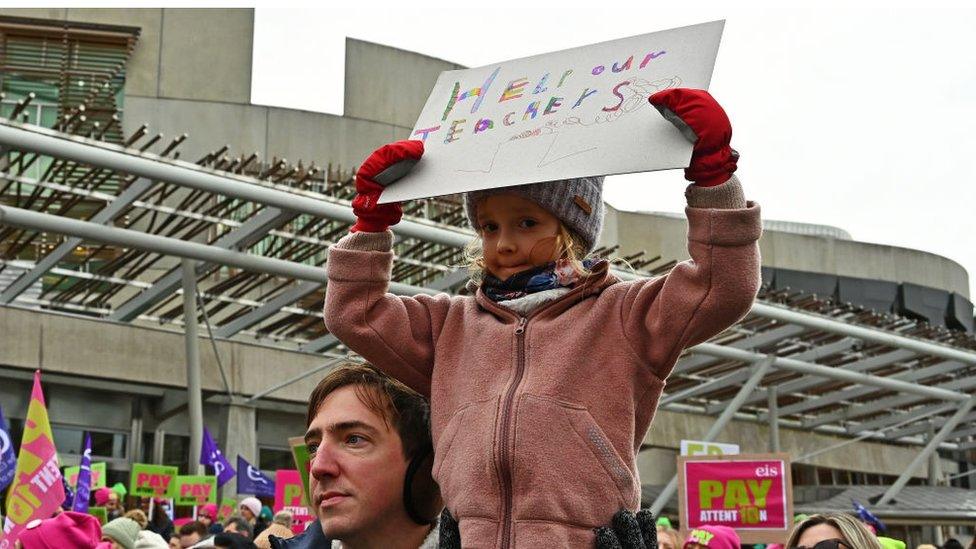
[
  {"x1": 223, "y1": 516, "x2": 254, "y2": 539},
  {"x1": 271, "y1": 363, "x2": 441, "y2": 549},
  {"x1": 179, "y1": 521, "x2": 210, "y2": 548}
]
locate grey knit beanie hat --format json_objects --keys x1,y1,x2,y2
[
  {"x1": 464, "y1": 177, "x2": 605, "y2": 253},
  {"x1": 102, "y1": 517, "x2": 141, "y2": 549}
]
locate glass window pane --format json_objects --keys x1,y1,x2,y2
[{"x1": 259, "y1": 447, "x2": 293, "y2": 472}]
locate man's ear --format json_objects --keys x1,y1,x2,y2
[{"x1": 403, "y1": 444, "x2": 441, "y2": 525}]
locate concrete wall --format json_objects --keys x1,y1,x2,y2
[
  {"x1": 343, "y1": 38, "x2": 463, "y2": 129},
  {"x1": 602, "y1": 206, "x2": 971, "y2": 297},
  {"x1": 0, "y1": 305, "x2": 324, "y2": 404},
  {"x1": 0, "y1": 8, "x2": 254, "y2": 103},
  {"x1": 121, "y1": 96, "x2": 407, "y2": 176}
]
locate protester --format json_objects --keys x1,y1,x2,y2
[
  {"x1": 683, "y1": 525, "x2": 740, "y2": 549},
  {"x1": 223, "y1": 516, "x2": 254, "y2": 540},
  {"x1": 197, "y1": 504, "x2": 223, "y2": 535},
  {"x1": 944, "y1": 540, "x2": 965, "y2": 549},
  {"x1": 178, "y1": 521, "x2": 210, "y2": 549},
  {"x1": 258, "y1": 507, "x2": 273, "y2": 535},
  {"x1": 124, "y1": 509, "x2": 149, "y2": 530},
  {"x1": 146, "y1": 499, "x2": 175, "y2": 542},
  {"x1": 15, "y1": 511, "x2": 102, "y2": 549},
  {"x1": 270, "y1": 363, "x2": 441, "y2": 548},
  {"x1": 238, "y1": 498, "x2": 265, "y2": 536},
  {"x1": 168, "y1": 533, "x2": 182, "y2": 549},
  {"x1": 786, "y1": 513, "x2": 883, "y2": 549},
  {"x1": 96, "y1": 487, "x2": 125, "y2": 521},
  {"x1": 253, "y1": 511, "x2": 294, "y2": 549},
  {"x1": 657, "y1": 524, "x2": 681, "y2": 549},
  {"x1": 101, "y1": 517, "x2": 142, "y2": 549},
  {"x1": 324, "y1": 87, "x2": 760, "y2": 546},
  {"x1": 916, "y1": 545, "x2": 937, "y2": 549}
]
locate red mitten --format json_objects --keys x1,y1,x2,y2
[
  {"x1": 649, "y1": 88, "x2": 737, "y2": 187},
  {"x1": 351, "y1": 140, "x2": 424, "y2": 233}
]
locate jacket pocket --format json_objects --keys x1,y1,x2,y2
[
  {"x1": 512, "y1": 394, "x2": 637, "y2": 526},
  {"x1": 432, "y1": 397, "x2": 502, "y2": 520}
]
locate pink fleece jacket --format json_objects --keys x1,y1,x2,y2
[{"x1": 324, "y1": 180, "x2": 761, "y2": 548}]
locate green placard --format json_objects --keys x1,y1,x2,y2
[
  {"x1": 289, "y1": 436, "x2": 312, "y2": 507},
  {"x1": 216, "y1": 496, "x2": 237, "y2": 522},
  {"x1": 64, "y1": 462, "x2": 107, "y2": 489},
  {"x1": 88, "y1": 506, "x2": 108, "y2": 525},
  {"x1": 129, "y1": 463, "x2": 179, "y2": 498},
  {"x1": 174, "y1": 475, "x2": 217, "y2": 506}
]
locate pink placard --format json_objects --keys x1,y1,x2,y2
[
  {"x1": 274, "y1": 469, "x2": 314, "y2": 535},
  {"x1": 683, "y1": 458, "x2": 789, "y2": 530}
]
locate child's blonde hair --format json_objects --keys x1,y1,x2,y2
[{"x1": 464, "y1": 222, "x2": 590, "y2": 284}]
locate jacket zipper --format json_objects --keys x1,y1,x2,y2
[{"x1": 498, "y1": 316, "x2": 527, "y2": 549}]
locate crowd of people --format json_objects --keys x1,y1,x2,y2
[{"x1": 7, "y1": 490, "x2": 300, "y2": 549}]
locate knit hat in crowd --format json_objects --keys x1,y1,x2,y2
[
  {"x1": 683, "y1": 525, "x2": 740, "y2": 549},
  {"x1": 240, "y1": 496, "x2": 262, "y2": 518},
  {"x1": 133, "y1": 530, "x2": 170, "y2": 549},
  {"x1": 464, "y1": 177, "x2": 605, "y2": 254},
  {"x1": 17, "y1": 511, "x2": 102, "y2": 549},
  {"x1": 102, "y1": 517, "x2": 141, "y2": 549},
  {"x1": 199, "y1": 503, "x2": 219, "y2": 520},
  {"x1": 94, "y1": 486, "x2": 114, "y2": 506}
]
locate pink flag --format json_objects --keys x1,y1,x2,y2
[{"x1": 0, "y1": 371, "x2": 65, "y2": 548}]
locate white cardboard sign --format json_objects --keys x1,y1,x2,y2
[{"x1": 380, "y1": 20, "x2": 725, "y2": 203}]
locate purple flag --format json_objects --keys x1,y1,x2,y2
[
  {"x1": 0, "y1": 403, "x2": 15, "y2": 492},
  {"x1": 236, "y1": 455, "x2": 275, "y2": 497},
  {"x1": 200, "y1": 427, "x2": 236, "y2": 487},
  {"x1": 71, "y1": 433, "x2": 93, "y2": 512}
]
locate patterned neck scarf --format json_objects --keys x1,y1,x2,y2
[{"x1": 482, "y1": 258, "x2": 598, "y2": 302}]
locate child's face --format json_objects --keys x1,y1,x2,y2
[{"x1": 476, "y1": 193, "x2": 562, "y2": 280}]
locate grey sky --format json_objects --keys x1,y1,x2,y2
[{"x1": 251, "y1": 3, "x2": 976, "y2": 296}]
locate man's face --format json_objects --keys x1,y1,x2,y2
[
  {"x1": 179, "y1": 533, "x2": 201, "y2": 548},
  {"x1": 305, "y1": 385, "x2": 409, "y2": 541}
]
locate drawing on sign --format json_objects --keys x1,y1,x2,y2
[{"x1": 381, "y1": 20, "x2": 724, "y2": 203}]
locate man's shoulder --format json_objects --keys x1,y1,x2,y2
[{"x1": 269, "y1": 524, "x2": 331, "y2": 549}]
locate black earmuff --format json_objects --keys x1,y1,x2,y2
[{"x1": 402, "y1": 442, "x2": 436, "y2": 525}]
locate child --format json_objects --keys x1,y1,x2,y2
[{"x1": 323, "y1": 89, "x2": 761, "y2": 547}]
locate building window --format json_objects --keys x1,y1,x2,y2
[
  {"x1": 259, "y1": 447, "x2": 294, "y2": 472},
  {"x1": 51, "y1": 425, "x2": 127, "y2": 460}
]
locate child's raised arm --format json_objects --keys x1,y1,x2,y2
[
  {"x1": 620, "y1": 90, "x2": 762, "y2": 379},
  {"x1": 323, "y1": 141, "x2": 451, "y2": 397}
]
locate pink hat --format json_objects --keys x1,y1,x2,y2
[
  {"x1": 17, "y1": 511, "x2": 102, "y2": 549},
  {"x1": 683, "y1": 525, "x2": 740, "y2": 549},
  {"x1": 200, "y1": 503, "x2": 219, "y2": 519},
  {"x1": 94, "y1": 487, "x2": 114, "y2": 506}
]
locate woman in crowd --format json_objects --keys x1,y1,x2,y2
[{"x1": 786, "y1": 514, "x2": 883, "y2": 549}]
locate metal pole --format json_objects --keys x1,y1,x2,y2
[
  {"x1": 0, "y1": 120, "x2": 471, "y2": 249},
  {"x1": 650, "y1": 357, "x2": 775, "y2": 515},
  {"x1": 6, "y1": 121, "x2": 976, "y2": 368},
  {"x1": 749, "y1": 302, "x2": 976, "y2": 367},
  {"x1": 0, "y1": 205, "x2": 438, "y2": 296},
  {"x1": 183, "y1": 259, "x2": 204, "y2": 476},
  {"x1": 692, "y1": 343, "x2": 970, "y2": 403},
  {"x1": 768, "y1": 387, "x2": 780, "y2": 453},
  {"x1": 876, "y1": 396, "x2": 976, "y2": 505}
]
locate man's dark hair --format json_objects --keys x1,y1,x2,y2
[
  {"x1": 178, "y1": 520, "x2": 209, "y2": 538},
  {"x1": 307, "y1": 362, "x2": 440, "y2": 523},
  {"x1": 223, "y1": 515, "x2": 254, "y2": 539},
  {"x1": 307, "y1": 362, "x2": 431, "y2": 464}
]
